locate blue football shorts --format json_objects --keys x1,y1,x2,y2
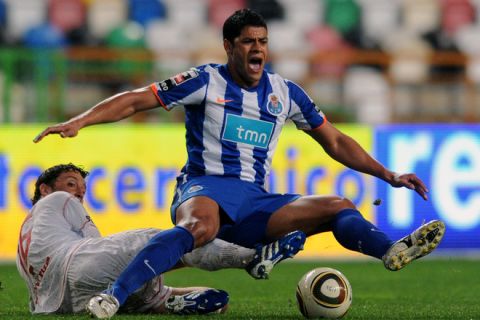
[{"x1": 170, "y1": 175, "x2": 300, "y2": 248}]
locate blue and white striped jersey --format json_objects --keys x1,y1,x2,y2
[{"x1": 150, "y1": 63, "x2": 326, "y2": 187}]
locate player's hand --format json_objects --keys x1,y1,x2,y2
[
  {"x1": 389, "y1": 173, "x2": 429, "y2": 201},
  {"x1": 33, "y1": 121, "x2": 81, "y2": 143}
]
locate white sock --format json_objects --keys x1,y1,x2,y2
[{"x1": 182, "y1": 239, "x2": 255, "y2": 271}]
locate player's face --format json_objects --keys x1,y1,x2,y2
[
  {"x1": 50, "y1": 171, "x2": 86, "y2": 203},
  {"x1": 225, "y1": 26, "x2": 268, "y2": 88}
]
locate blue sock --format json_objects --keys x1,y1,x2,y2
[
  {"x1": 331, "y1": 208, "x2": 393, "y2": 259},
  {"x1": 106, "y1": 226, "x2": 194, "y2": 305}
]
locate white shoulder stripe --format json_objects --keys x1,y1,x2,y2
[
  {"x1": 239, "y1": 90, "x2": 259, "y2": 182},
  {"x1": 202, "y1": 66, "x2": 227, "y2": 175}
]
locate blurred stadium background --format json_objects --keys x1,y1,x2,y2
[
  {"x1": 0, "y1": 0, "x2": 479, "y2": 279},
  {"x1": 0, "y1": 0, "x2": 480, "y2": 123}
]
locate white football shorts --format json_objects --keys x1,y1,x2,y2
[{"x1": 59, "y1": 228, "x2": 172, "y2": 313}]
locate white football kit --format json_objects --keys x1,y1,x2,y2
[
  {"x1": 16, "y1": 191, "x2": 171, "y2": 314},
  {"x1": 16, "y1": 191, "x2": 253, "y2": 314}
]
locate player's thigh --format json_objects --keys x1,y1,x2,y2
[
  {"x1": 266, "y1": 195, "x2": 355, "y2": 240},
  {"x1": 175, "y1": 196, "x2": 222, "y2": 246}
]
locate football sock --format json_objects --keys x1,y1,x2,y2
[
  {"x1": 331, "y1": 208, "x2": 393, "y2": 259},
  {"x1": 106, "y1": 226, "x2": 194, "y2": 305},
  {"x1": 182, "y1": 238, "x2": 255, "y2": 270}
]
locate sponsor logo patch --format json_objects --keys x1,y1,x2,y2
[{"x1": 222, "y1": 114, "x2": 274, "y2": 149}]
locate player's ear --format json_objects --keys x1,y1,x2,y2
[
  {"x1": 223, "y1": 39, "x2": 233, "y2": 56},
  {"x1": 39, "y1": 183, "x2": 53, "y2": 198}
]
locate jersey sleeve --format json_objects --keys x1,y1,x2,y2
[
  {"x1": 62, "y1": 193, "x2": 101, "y2": 238},
  {"x1": 150, "y1": 66, "x2": 209, "y2": 110},
  {"x1": 286, "y1": 80, "x2": 327, "y2": 130}
]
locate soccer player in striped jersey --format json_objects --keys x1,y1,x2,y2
[{"x1": 34, "y1": 9, "x2": 445, "y2": 319}]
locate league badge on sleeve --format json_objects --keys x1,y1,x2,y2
[
  {"x1": 313, "y1": 104, "x2": 326, "y2": 119},
  {"x1": 158, "y1": 68, "x2": 200, "y2": 92}
]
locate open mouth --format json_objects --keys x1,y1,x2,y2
[{"x1": 248, "y1": 57, "x2": 263, "y2": 73}]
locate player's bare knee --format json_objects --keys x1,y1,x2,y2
[
  {"x1": 331, "y1": 197, "x2": 356, "y2": 215},
  {"x1": 178, "y1": 217, "x2": 218, "y2": 247}
]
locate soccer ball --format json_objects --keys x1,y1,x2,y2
[{"x1": 296, "y1": 267, "x2": 352, "y2": 319}]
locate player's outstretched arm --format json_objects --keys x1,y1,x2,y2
[
  {"x1": 306, "y1": 122, "x2": 429, "y2": 200},
  {"x1": 33, "y1": 87, "x2": 159, "y2": 143}
]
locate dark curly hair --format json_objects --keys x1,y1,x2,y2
[
  {"x1": 223, "y1": 8, "x2": 267, "y2": 44},
  {"x1": 31, "y1": 163, "x2": 89, "y2": 205}
]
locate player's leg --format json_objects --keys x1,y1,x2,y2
[
  {"x1": 87, "y1": 196, "x2": 220, "y2": 319},
  {"x1": 98, "y1": 227, "x2": 196, "y2": 306},
  {"x1": 183, "y1": 231, "x2": 306, "y2": 279},
  {"x1": 164, "y1": 287, "x2": 229, "y2": 315},
  {"x1": 87, "y1": 278, "x2": 229, "y2": 316},
  {"x1": 70, "y1": 228, "x2": 232, "y2": 316},
  {"x1": 66, "y1": 229, "x2": 163, "y2": 313},
  {"x1": 214, "y1": 200, "x2": 307, "y2": 279},
  {"x1": 122, "y1": 279, "x2": 229, "y2": 315},
  {"x1": 171, "y1": 176, "x2": 306, "y2": 279},
  {"x1": 175, "y1": 196, "x2": 222, "y2": 247},
  {"x1": 265, "y1": 195, "x2": 393, "y2": 259},
  {"x1": 382, "y1": 220, "x2": 445, "y2": 270},
  {"x1": 245, "y1": 230, "x2": 306, "y2": 279},
  {"x1": 182, "y1": 237, "x2": 256, "y2": 271},
  {"x1": 265, "y1": 195, "x2": 445, "y2": 269}
]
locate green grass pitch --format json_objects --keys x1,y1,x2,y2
[{"x1": 1, "y1": 259, "x2": 479, "y2": 319}]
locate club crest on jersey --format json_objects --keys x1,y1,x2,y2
[
  {"x1": 158, "y1": 68, "x2": 199, "y2": 92},
  {"x1": 266, "y1": 94, "x2": 283, "y2": 115}
]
